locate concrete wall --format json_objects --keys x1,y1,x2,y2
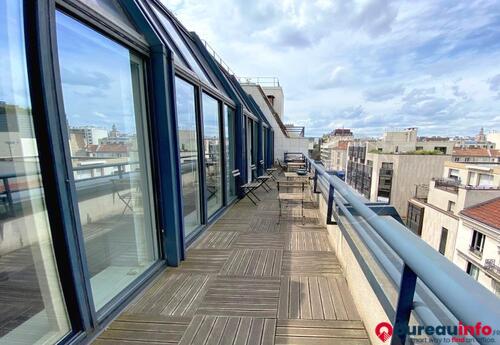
[
  {"x1": 314, "y1": 191, "x2": 396, "y2": 345},
  {"x1": 261, "y1": 86, "x2": 284, "y2": 120},
  {"x1": 242, "y1": 84, "x2": 309, "y2": 160},
  {"x1": 331, "y1": 149, "x2": 347, "y2": 171},
  {"x1": 419, "y1": 204, "x2": 458, "y2": 260},
  {"x1": 367, "y1": 153, "x2": 450, "y2": 219}
]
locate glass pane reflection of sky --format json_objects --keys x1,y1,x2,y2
[{"x1": 56, "y1": 11, "x2": 136, "y2": 134}]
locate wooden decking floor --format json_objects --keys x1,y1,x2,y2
[{"x1": 94, "y1": 178, "x2": 370, "y2": 345}]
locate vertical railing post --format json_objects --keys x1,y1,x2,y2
[
  {"x1": 313, "y1": 169, "x2": 318, "y2": 193},
  {"x1": 3, "y1": 177, "x2": 14, "y2": 216},
  {"x1": 326, "y1": 184, "x2": 336, "y2": 224},
  {"x1": 391, "y1": 264, "x2": 417, "y2": 345}
]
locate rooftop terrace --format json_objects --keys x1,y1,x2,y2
[{"x1": 93, "y1": 177, "x2": 370, "y2": 345}]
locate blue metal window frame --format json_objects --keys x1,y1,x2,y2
[{"x1": 21, "y1": 0, "x2": 187, "y2": 343}]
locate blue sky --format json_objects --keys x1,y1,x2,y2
[{"x1": 166, "y1": 0, "x2": 500, "y2": 137}]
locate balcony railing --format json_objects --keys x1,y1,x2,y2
[
  {"x1": 301, "y1": 154, "x2": 500, "y2": 345},
  {"x1": 433, "y1": 178, "x2": 460, "y2": 193},
  {"x1": 433, "y1": 177, "x2": 500, "y2": 192}
]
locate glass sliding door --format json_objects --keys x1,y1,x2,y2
[
  {"x1": 0, "y1": 1, "x2": 71, "y2": 343},
  {"x1": 202, "y1": 94, "x2": 222, "y2": 217},
  {"x1": 56, "y1": 11, "x2": 158, "y2": 311},
  {"x1": 246, "y1": 118, "x2": 252, "y2": 182},
  {"x1": 263, "y1": 127, "x2": 267, "y2": 168},
  {"x1": 175, "y1": 77, "x2": 201, "y2": 238},
  {"x1": 224, "y1": 106, "x2": 236, "y2": 202},
  {"x1": 252, "y1": 121, "x2": 258, "y2": 166}
]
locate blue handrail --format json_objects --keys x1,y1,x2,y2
[{"x1": 302, "y1": 154, "x2": 499, "y2": 345}]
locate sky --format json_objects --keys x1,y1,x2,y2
[{"x1": 165, "y1": 0, "x2": 500, "y2": 138}]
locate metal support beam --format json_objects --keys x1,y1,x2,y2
[{"x1": 391, "y1": 264, "x2": 417, "y2": 345}]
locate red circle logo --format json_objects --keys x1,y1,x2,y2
[{"x1": 375, "y1": 322, "x2": 393, "y2": 342}]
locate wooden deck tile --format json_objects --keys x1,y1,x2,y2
[
  {"x1": 249, "y1": 218, "x2": 281, "y2": 232},
  {"x1": 177, "y1": 249, "x2": 231, "y2": 273},
  {"x1": 275, "y1": 319, "x2": 369, "y2": 345},
  {"x1": 279, "y1": 222, "x2": 328, "y2": 233},
  {"x1": 278, "y1": 276, "x2": 359, "y2": 320},
  {"x1": 282, "y1": 251, "x2": 342, "y2": 276},
  {"x1": 95, "y1": 313, "x2": 191, "y2": 345},
  {"x1": 127, "y1": 272, "x2": 209, "y2": 316},
  {"x1": 197, "y1": 276, "x2": 280, "y2": 317},
  {"x1": 179, "y1": 316, "x2": 276, "y2": 345},
  {"x1": 208, "y1": 222, "x2": 250, "y2": 232},
  {"x1": 233, "y1": 233, "x2": 286, "y2": 249},
  {"x1": 191, "y1": 231, "x2": 238, "y2": 249},
  {"x1": 220, "y1": 249, "x2": 282, "y2": 277},
  {"x1": 91, "y1": 178, "x2": 368, "y2": 345},
  {"x1": 286, "y1": 232, "x2": 333, "y2": 251}
]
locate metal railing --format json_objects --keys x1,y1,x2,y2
[
  {"x1": 295, "y1": 153, "x2": 500, "y2": 345},
  {"x1": 201, "y1": 39, "x2": 236, "y2": 76},
  {"x1": 237, "y1": 76, "x2": 280, "y2": 87},
  {"x1": 433, "y1": 177, "x2": 500, "y2": 191}
]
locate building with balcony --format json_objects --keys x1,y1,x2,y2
[
  {"x1": 408, "y1": 162, "x2": 500, "y2": 258},
  {"x1": 452, "y1": 148, "x2": 500, "y2": 164},
  {"x1": 454, "y1": 198, "x2": 500, "y2": 296},
  {"x1": 1, "y1": 1, "x2": 499, "y2": 345}
]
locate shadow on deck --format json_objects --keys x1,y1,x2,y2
[{"x1": 94, "y1": 178, "x2": 371, "y2": 345}]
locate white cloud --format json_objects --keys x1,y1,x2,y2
[{"x1": 165, "y1": 0, "x2": 500, "y2": 137}]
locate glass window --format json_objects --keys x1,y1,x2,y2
[
  {"x1": 466, "y1": 262, "x2": 479, "y2": 280},
  {"x1": 0, "y1": 1, "x2": 70, "y2": 343},
  {"x1": 224, "y1": 106, "x2": 236, "y2": 202},
  {"x1": 202, "y1": 94, "x2": 222, "y2": 217},
  {"x1": 246, "y1": 118, "x2": 252, "y2": 181},
  {"x1": 478, "y1": 174, "x2": 493, "y2": 187},
  {"x1": 175, "y1": 77, "x2": 201, "y2": 237},
  {"x1": 438, "y1": 227, "x2": 448, "y2": 255},
  {"x1": 56, "y1": 11, "x2": 158, "y2": 311},
  {"x1": 79, "y1": 0, "x2": 143, "y2": 39},
  {"x1": 151, "y1": 4, "x2": 212, "y2": 85},
  {"x1": 470, "y1": 230, "x2": 485, "y2": 254}
]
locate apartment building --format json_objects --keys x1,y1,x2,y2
[
  {"x1": 408, "y1": 162, "x2": 500, "y2": 257},
  {"x1": 346, "y1": 128, "x2": 453, "y2": 217},
  {"x1": 452, "y1": 148, "x2": 500, "y2": 164},
  {"x1": 455, "y1": 198, "x2": 500, "y2": 296},
  {"x1": 320, "y1": 128, "x2": 353, "y2": 170}
]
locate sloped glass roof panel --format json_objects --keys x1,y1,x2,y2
[
  {"x1": 151, "y1": 4, "x2": 212, "y2": 85},
  {"x1": 78, "y1": 0, "x2": 144, "y2": 39}
]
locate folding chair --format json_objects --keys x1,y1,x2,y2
[
  {"x1": 276, "y1": 180, "x2": 306, "y2": 224},
  {"x1": 252, "y1": 164, "x2": 272, "y2": 192},
  {"x1": 261, "y1": 159, "x2": 278, "y2": 181},
  {"x1": 233, "y1": 169, "x2": 262, "y2": 205},
  {"x1": 276, "y1": 159, "x2": 288, "y2": 172},
  {"x1": 266, "y1": 167, "x2": 278, "y2": 181}
]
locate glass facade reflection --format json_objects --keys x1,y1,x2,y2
[
  {"x1": 56, "y1": 11, "x2": 158, "y2": 311},
  {"x1": 224, "y1": 106, "x2": 236, "y2": 201},
  {"x1": 0, "y1": 1, "x2": 70, "y2": 343},
  {"x1": 202, "y1": 94, "x2": 222, "y2": 216},
  {"x1": 175, "y1": 77, "x2": 201, "y2": 237}
]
